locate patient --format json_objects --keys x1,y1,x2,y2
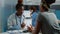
[
  {"x1": 30, "y1": 6, "x2": 38, "y2": 27},
  {"x1": 32, "y1": 0, "x2": 60, "y2": 34},
  {"x1": 27, "y1": 6, "x2": 39, "y2": 32}
]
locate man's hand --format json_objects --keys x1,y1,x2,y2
[
  {"x1": 27, "y1": 25, "x2": 33, "y2": 32},
  {"x1": 21, "y1": 23, "x2": 25, "y2": 28}
]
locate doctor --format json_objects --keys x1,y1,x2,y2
[{"x1": 7, "y1": 4, "x2": 25, "y2": 30}]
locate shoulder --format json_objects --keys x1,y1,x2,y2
[
  {"x1": 32, "y1": 12, "x2": 38, "y2": 16},
  {"x1": 8, "y1": 13, "x2": 15, "y2": 19},
  {"x1": 37, "y1": 12, "x2": 49, "y2": 20},
  {"x1": 41, "y1": 12, "x2": 56, "y2": 17}
]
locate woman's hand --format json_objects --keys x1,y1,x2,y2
[
  {"x1": 21, "y1": 23, "x2": 26, "y2": 28},
  {"x1": 27, "y1": 25, "x2": 33, "y2": 32}
]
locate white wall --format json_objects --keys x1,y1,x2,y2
[
  {"x1": 0, "y1": 0, "x2": 17, "y2": 32},
  {"x1": 23, "y1": 0, "x2": 41, "y2": 5},
  {"x1": 3, "y1": 0, "x2": 17, "y2": 32},
  {"x1": 23, "y1": 0, "x2": 60, "y2": 5}
]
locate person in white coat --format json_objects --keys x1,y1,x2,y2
[
  {"x1": 7, "y1": 4, "x2": 33, "y2": 31},
  {"x1": 7, "y1": 4, "x2": 25, "y2": 29},
  {"x1": 7, "y1": 4, "x2": 26, "y2": 30}
]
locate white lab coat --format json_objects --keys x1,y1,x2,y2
[{"x1": 7, "y1": 11, "x2": 32, "y2": 30}]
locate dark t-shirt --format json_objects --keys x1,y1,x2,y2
[{"x1": 37, "y1": 12, "x2": 60, "y2": 34}]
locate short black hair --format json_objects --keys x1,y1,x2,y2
[
  {"x1": 16, "y1": 4, "x2": 23, "y2": 10},
  {"x1": 29, "y1": 6, "x2": 33, "y2": 10},
  {"x1": 29, "y1": 6, "x2": 36, "y2": 10}
]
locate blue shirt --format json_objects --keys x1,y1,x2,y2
[{"x1": 31, "y1": 12, "x2": 38, "y2": 27}]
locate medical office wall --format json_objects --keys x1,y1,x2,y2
[{"x1": 0, "y1": 0, "x2": 17, "y2": 32}]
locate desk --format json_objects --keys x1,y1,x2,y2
[{"x1": 0, "y1": 30, "x2": 42, "y2": 34}]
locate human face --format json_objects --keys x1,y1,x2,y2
[
  {"x1": 32, "y1": 6, "x2": 36, "y2": 12},
  {"x1": 17, "y1": 6, "x2": 24, "y2": 16}
]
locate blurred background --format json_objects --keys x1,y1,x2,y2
[{"x1": 0, "y1": 0, "x2": 60, "y2": 33}]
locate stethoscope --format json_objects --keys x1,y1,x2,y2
[
  {"x1": 15, "y1": 14, "x2": 22, "y2": 25},
  {"x1": 15, "y1": 14, "x2": 25, "y2": 25}
]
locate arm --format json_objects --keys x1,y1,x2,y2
[
  {"x1": 32, "y1": 21, "x2": 41, "y2": 34},
  {"x1": 27, "y1": 24, "x2": 33, "y2": 32},
  {"x1": 21, "y1": 22, "x2": 26, "y2": 28},
  {"x1": 32, "y1": 13, "x2": 42, "y2": 34},
  {"x1": 21, "y1": 15, "x2": 26, "y2": 29},
  {"x1": 7, "y1": 18, "x2": 13, "y2": 30},
  {"x1": 7, "y1": 16, "x2": 15, "y2": 30}
]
